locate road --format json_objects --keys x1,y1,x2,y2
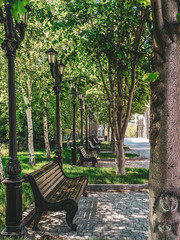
[{"x1": 124, "y1": 137, "x2": 150, "y2": 160}]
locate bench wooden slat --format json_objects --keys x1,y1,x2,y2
[
  {"x1": 42, "y1": 173, "x2": 66, "y2": 198},
  {"x1": 38, "y1": 168, "x2": 63, "y2": 192},
  {"x1": 45, "y1": 175, "x2": 67, "y2": 201},
  {"x1": 31, "y1": 161, "x2": 58, "y2": 178},
  {"x1": 36, "y1": 165, "x2": 61, "y2": 184}
]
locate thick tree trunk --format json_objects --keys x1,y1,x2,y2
[
  {"x1": 149, "y1": 1, "x2": 180, "y2": 239},
  {"x1": 43, "y1": 107, "x2": 51, "y2": 158},
  {"x1": 0, "y1": 148, "x2": 5, "y2": 183},
  {"x1": 26, "y1": 107, "x2": 35, "y2": 166},
  {"x1": 115, "y1": 138, "x2": 126, "y2": 175}
]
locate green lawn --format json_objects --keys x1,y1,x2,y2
[{"x1": 0, "y1": 145, "x2": 148, "y2": 231}]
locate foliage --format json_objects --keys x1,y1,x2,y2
[
  {"x1": 176, "y1": 13, "x2": 180, "y2": 23},
  {"x1": 0, "y1": 0, "x2": 30, "y2": 21},
  {"x1": 0, "y1": 0, "x2": 152, "y2": 169}
]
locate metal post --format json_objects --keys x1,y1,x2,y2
[
  {"x1": 71, "y1": 88, "x2": 77, "y2": 165},
  {"x1": 85, "y1": 105, "x2": 88, "y2": 151},
  {"x1": 80, "y1": 98, "x2": 84, "y2": 146},
  {"x1": 1, "y1": 4, "x2": 29, "y2": 237},
  {"x1": 46, "y1": 49, "x2": 65, "y2": 166},
  {"x1": 53, "y1": 83, "x2": 63, "y2": 166},
  {"x1": 89, "y1": 114, "x2": 91, "y2": 141}
]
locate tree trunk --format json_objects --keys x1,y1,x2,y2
[
  {"x1": 107, "y1": 125, "x2": 110, "y2": 143},
  {"x1": 111, "y1": 127, "x2": 116, "y2": 154},
  {"x1": 115, "y1": 138, "x2": 126, "y2": 175},
  {"x1": 149, "y1": 1, "x2": 180, "y2": 239},
  {"x1": 26, "y1": 107, "x2": 35, "y2": 166},
  {"x1": 20, "y1": 74, "x2": 35, "y2": 166},
  {"x1": 43, "y1": 107, "x2": 51, "y2": 158},
  {"x1": 0, "y1": 148, "x2": 5, "y2": 183}
]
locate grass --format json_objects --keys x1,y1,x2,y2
[
  {"x1": 0, "y1": 143, "x2": 148, "y2": 231},
  {"x1": 64, "y1": 165, "x2": 148, "y2": 184}
]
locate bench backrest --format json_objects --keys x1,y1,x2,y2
[
  {"x1": 28, "y1": 161, "x2": 66, "y2": 199},
  {"x1": 88, "y1": 140, "x2": 95, "y2": 148},
  {"x1": 78, "y1": 146, "x2": 87, "y2": 158}
]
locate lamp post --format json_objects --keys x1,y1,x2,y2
[
  {"x1": 72, "y1": 86, "x2": 77, "y2": 165},
  {"x1": 46, "y1": 47, "x2": 65, "y2": 166},
  {"x1": 0, "y1": 4, "x2": 30, "y2": 237},
  {"x1": 79, "y1": 94, "x2": 84, "y2": 146},
  {"x1": 85, "y1": 104, "x2": 88, "y2": 151},
  {"x1": 89, "y1": 107, "x2": 91, "y2": 141}
]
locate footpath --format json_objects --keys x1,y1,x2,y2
[{"x1": 27, "y1": 138, "x2": 150, "y2": 240}]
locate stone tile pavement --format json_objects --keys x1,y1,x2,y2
[
  {"x1": 27, "y1": 191, "x2": 149, "y2": 240},
  {"x1": 95, "y1": 159, "x2": 149, "y2": 169}
]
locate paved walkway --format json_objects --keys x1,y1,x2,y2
[
  {"x1": 27, "y1": 191, "x2": 149, "y2": 240},
  {"x1": 124, "y1": 138, "x2": 150, "y2": 160},
  {"x1": 27, "y1": 139, "x2": 150, "y2": 239}
]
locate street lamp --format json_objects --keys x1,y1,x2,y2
[
  {"x1": 89, "y1": 107, "x2": 91, "y2": 141},
  {"x1": 79, "y1": 94, "x2": 84, "y2": 146},
  {"x1": 85, "y1": 104, "x2": 88, "y2": 151},
  {"x1": 46, "y1": 47, "x2": 65, "y2": 166},
  {"x1": 0, "y1": 4, "x2": 30, "y2": 237},
  {"x1": 72, "y1": 85, "x2": 77, "y2": 165}
]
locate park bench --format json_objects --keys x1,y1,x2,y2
[
  {"x1": 92, "y1": 137, "x2": 101, "y2": 147},
  {"x1": 88, "y1": 139, "x2": 100, "y2": 153},
  {"x1": 78, "y1": 146, "x2": 97, "y2": 167},
  {"x1": 23, "y1": 160, "x2": 88, "y2": 231}
]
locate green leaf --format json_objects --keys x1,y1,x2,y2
[
  {"x1": 142, "y1": 72, "x2": 159, "y2": 83},
  {"x1": 176, "y1": 13, "x2": 180, "y2": 23}
]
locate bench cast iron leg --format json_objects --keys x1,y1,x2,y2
[
  {"x1": 66, "y1": 206, "x2": 78, "y2": 231},
  {"x1": 83, "y1": 190, "x2": 88, "y2": 197},
  {"x1": 33, "y1": 210, "x2": 43, "y2": 231}
]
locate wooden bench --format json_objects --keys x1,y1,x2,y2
[
  {"x1": 92, "y1": 137, "x2": 101, "y2": 147},
  {"x1": 88, "y1": 140, "x2": 100, "y2": 153},
  {"x1": 78, "y1": 146, "x2": 97, "y2": 167},
  {"x1": 23, "y1": 160, "x2": 88, "y2": 231}
]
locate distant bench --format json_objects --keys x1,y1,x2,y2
[
  {"x1": 24, "y1": 160, "x2": 88, "y2": 231},
  {"x1": 93, "y1": 137, "x2": 101, "y2": 147},
  {"x1": 78, "y1": 146, "x2": 97, "y2": 167},
  {"x1": 88, "y1": 140, "x2": 100, "y2": 153}
]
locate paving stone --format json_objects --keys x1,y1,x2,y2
[{"x1": 27, "y1": 191, "x2": 149, "y2": 239}]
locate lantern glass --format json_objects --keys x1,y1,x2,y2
[
  {"x1": 79, "y1": 94, "x2": 83, "y2": 99},
  {"x1": 46, "y1": 47, "x2": 58, "y2": 64},
  {"x1": 58, "y1": 61, "x2": 65, "y2": 75}
]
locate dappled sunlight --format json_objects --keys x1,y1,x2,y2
[{"x1": 28, "y1": 191, "x2": 149, "y2": 239}]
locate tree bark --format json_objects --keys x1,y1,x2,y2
[
  {"x1": 26, "y1": 107, "x2": 35, "y2": 166},
  {"x1": 43, "y1": 106, "x2": 51, "y2": 158},
  {"x1": 149, "y1": 0, "x2": 180, "y2": 239},
  {"x1": 0, "y1": 147, "x2": 5, "y2": 183},
  {"x1": 20, "y1": 78, "x2": 35, "y2": 166},
  {"x1": 115, "y1": 138, "x2": 126, "y2": 175}
]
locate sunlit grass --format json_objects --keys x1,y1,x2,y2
[{"x1": 63, "y1": 164, "x2": 148, "y2": 184}]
